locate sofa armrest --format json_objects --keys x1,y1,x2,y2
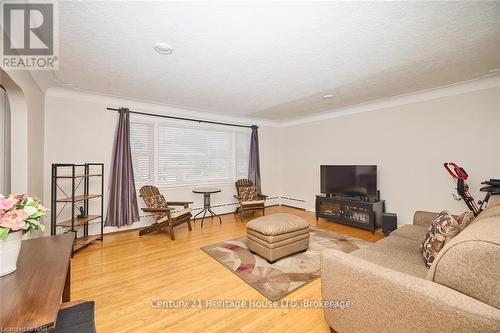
[
  {"x1": 412, "y1": 211, "x2": 440, "y2": 228},
  {"x1": 320, "y1": 249, "x2": 500, "y2": 333}
]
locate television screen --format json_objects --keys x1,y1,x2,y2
[{"x1": 320, "y1": 165, "x2": 377, "y2": 198}]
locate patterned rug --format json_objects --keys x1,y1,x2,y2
[{"x1": 201, "y1": 226, "x2": 370, "y2": 301}]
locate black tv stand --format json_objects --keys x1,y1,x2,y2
[{"x1": 315, "y1": 195, "x2": 384, "y2": 233}]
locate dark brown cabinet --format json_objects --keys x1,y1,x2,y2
[{"x1": 315, "y1": 195, "x2": 384, "y2": 233}]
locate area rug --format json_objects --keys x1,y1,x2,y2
[{"x1": 201, "y1": 226, "x2": 370, "y2": 301}]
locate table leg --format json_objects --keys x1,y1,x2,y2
[
  {"x1": 193, "y1": 208, "x2": 205, "y2": 224},
  {"x1": 63, "y1": 261, "x2": 71, "y2": 302},
  {"x1": 208, "y1": 207, "x2": 222, "y2": 224},
  {"x1": 201, "y1": 209, "x2": 208, "y2": 227}
]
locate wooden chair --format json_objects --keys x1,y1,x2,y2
[
  {"x1": 233, "y1": 179, "x2": 267, "y2": 221},
  {"x1": 138, "y1": 185, "x2": 193, "y2": 240}
]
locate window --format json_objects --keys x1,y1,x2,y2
[
  {"x1": 130, "y1": 120, "x2": 251, "y2": 187},
  {"x1": 130, "y1": 122, "x2": 155, "y2": 185},
  {"x1": 0, "y1": 88, "x2": 11, "y2": 194}
]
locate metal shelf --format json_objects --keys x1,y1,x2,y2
[
  {"x1": 51, "y1": 163, "x2": 104, "y2": 254},
  {"x1": 57, "y1": 215, "x2": 102, "y2": 228},
  {"x1": 56, "y1": 194, "x2": 101, "y2": 203},
  {"x1": 74, "y1": 235, "x2": 101, "y2": 251},
  {"x1": 56, "y1": 174, "x2": 102, "y2": 179}
]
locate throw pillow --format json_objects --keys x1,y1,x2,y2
[
  {"x1": 239, "y1": 186, "x2": 258, "y2": 201},
  {"x1": 456, "y1": 211, "x2": 475, "y2": 231},
  {"x1": 421, "y1": 211, "x2": 460, "y2": 268},
  {"x1": 144, "y1": 194, "x2": 169, "y2": 220}
]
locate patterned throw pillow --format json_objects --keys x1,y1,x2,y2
[
  {"x1": 239, "y1": 186, "x2": 258, "y2": 201},
  {"x1": 421, "y1": 211, "x2": 461, "y2": 268},
  {"x1": 456, "y1": 211, "x2": 475, "y2": 231},
  {"x1": 144, "y1": 194, "x2": 169, "y2": 220}
]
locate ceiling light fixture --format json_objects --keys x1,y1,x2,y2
[
  {"x1": 53, "y1": 78, "x2": 78, "y2": 88},
  {"x1": 153, "y1": 42, "x2": 174, "y2": 55},
  {"x1": 322, "y1": 94, "x2": 334, "y2": 99}
]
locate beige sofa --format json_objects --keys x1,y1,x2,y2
[{"x1": 321, "y1": 199, "x2": 500, "y2": 333}]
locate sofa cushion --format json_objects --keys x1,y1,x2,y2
[
  {"x1": 474, "y1": 201, "x2": 500, "y2": 220},
  {"x1": 456, "y1": 211, "x2": 475, "y2": 231},
  {"x1": 421, "y1": 211, "x2": 461, "y2": 268},
  {"x1": 426, "y1": 214, "x2": 500, "y2": 309},
  {"x1": 390, "y1": 224, "x2": 428, "y2": 241},
  {"x1": 352, "y1": 236, "x2": 428, "y2": 278}
]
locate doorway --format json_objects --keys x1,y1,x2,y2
[{"x1": 0, "y1": 86, "x2": 11, "y2": 194}]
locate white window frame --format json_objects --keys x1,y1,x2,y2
[{"x1": 130, "y1": 115, "x2": 251, "y2": 189}]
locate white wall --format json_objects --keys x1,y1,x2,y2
[
  {"x1": 44, "y1": 90, "x2": 281, "y2": 235},
  {"x1": 43, "y1": 80, "x2": 500, "y2": 234},
  {"x1": 496, "y1": 88, "x2": 500, "y2": 208},
  {"x1": 280, "y1": 87, "x2": 500, "y2": 225}
]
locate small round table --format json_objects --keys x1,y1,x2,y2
[{"x1": 192, "y1": 187, "x2": 222, "y2": 226}]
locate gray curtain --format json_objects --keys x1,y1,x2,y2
[
  {"x1": 248, "y1": 125, "x2": 262, "y2": 193},
  {"x1": 105, "y1": 108, "x2": 140, "y2": 227}
]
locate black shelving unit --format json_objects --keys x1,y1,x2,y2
[{"x1": 51, "y1": 163, "x2": 104, "y2": 253}]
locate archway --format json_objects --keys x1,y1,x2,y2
[{"x1": 0, "y1": 70, "x2": 29, "y2": 194}]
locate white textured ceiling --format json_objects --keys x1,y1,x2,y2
[{"x1": 37, "y1": 1, "x2": 500, "y2": 120}]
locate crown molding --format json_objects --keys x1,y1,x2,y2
[
  {"x1": 46, "y1": 74, "x2": 500, "y2": 129},
  {"x1": 277, "y1": 74, "x2": 500, "y2": 127},
  {"x1": 45, "y1": 87, "x2": 279, "y2": 128}
]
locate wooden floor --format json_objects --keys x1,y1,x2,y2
[{"x1": 72, "y1": 206, "x2": 384, "y2": 332}]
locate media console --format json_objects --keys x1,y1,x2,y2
[{"x1": 315, "y1": 195, "x2": 384, "y2": 233}]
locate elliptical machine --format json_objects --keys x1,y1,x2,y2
[{"x1": 444, "y1": 162, "x2": 500, "y2": 217}]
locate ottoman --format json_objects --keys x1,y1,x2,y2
[{"x1": 246, "y1": 213, "x2": 310, "y2": 263}]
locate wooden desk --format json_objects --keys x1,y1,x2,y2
[{"x1": 0, "y1": 233, "x2": 74, "y2": 332}]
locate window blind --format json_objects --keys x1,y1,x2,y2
[
  {"x1": 130, "y1": 121, "x2": 251, "y2": 187},
  {"x1": 130, "y1": 122, "x2": 154, "y2": 186}
]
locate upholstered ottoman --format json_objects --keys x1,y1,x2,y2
[{"x1": 246, "y1": 213, "x2": 310, "y2": 263}]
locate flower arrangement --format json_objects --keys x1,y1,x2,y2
[{"x1": 0, "y1": 194, "x2": 47, "y2": 240}]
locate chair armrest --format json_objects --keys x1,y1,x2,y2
[
  {"x1": 320, "y1": 249, "x2": 500, "y2": 333},
  {"x1": 141, "y1": 207, "x2": 174, "y2": 213},
  {"x1": 413, "y1": 211, "x2": 440, "y2": 227},
  {"x1": 233, "y1": 195, "x2": 243, "y2": 200},
  {"x1": 167, "y1": 201, "x2": 193, "y2": 208},
  {"x1": 257, "y1": 194, "x2": 268, "y2": 199}
]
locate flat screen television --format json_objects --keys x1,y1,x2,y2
[{"x1": 320, "y1": 165, "x2": 377, "y2": 199}]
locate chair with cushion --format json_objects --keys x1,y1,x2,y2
[
  {"x1": 138, "y1": 185, "x2": 193, "y2": 240},
  {"x1": 233, "y1": 179, "x2": 267, "y2": 221}
]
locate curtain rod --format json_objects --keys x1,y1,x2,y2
[{"x1": 107, "y1": 107, "x2": 256, "y2": 129}]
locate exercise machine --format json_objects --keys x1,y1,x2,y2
[{"x1": 444, "y1": 162, "x2": 500, "y2": 217}]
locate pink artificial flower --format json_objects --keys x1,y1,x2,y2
[
  {"x1": 38, "y1": 205, "x2": 48, "y2": 213},
  {"x1": 0, "y1": 197, "x2": 17, "y2": 210},
  {"x1": 0, "y1": 209, "x2": 28, "y2": 231}
]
